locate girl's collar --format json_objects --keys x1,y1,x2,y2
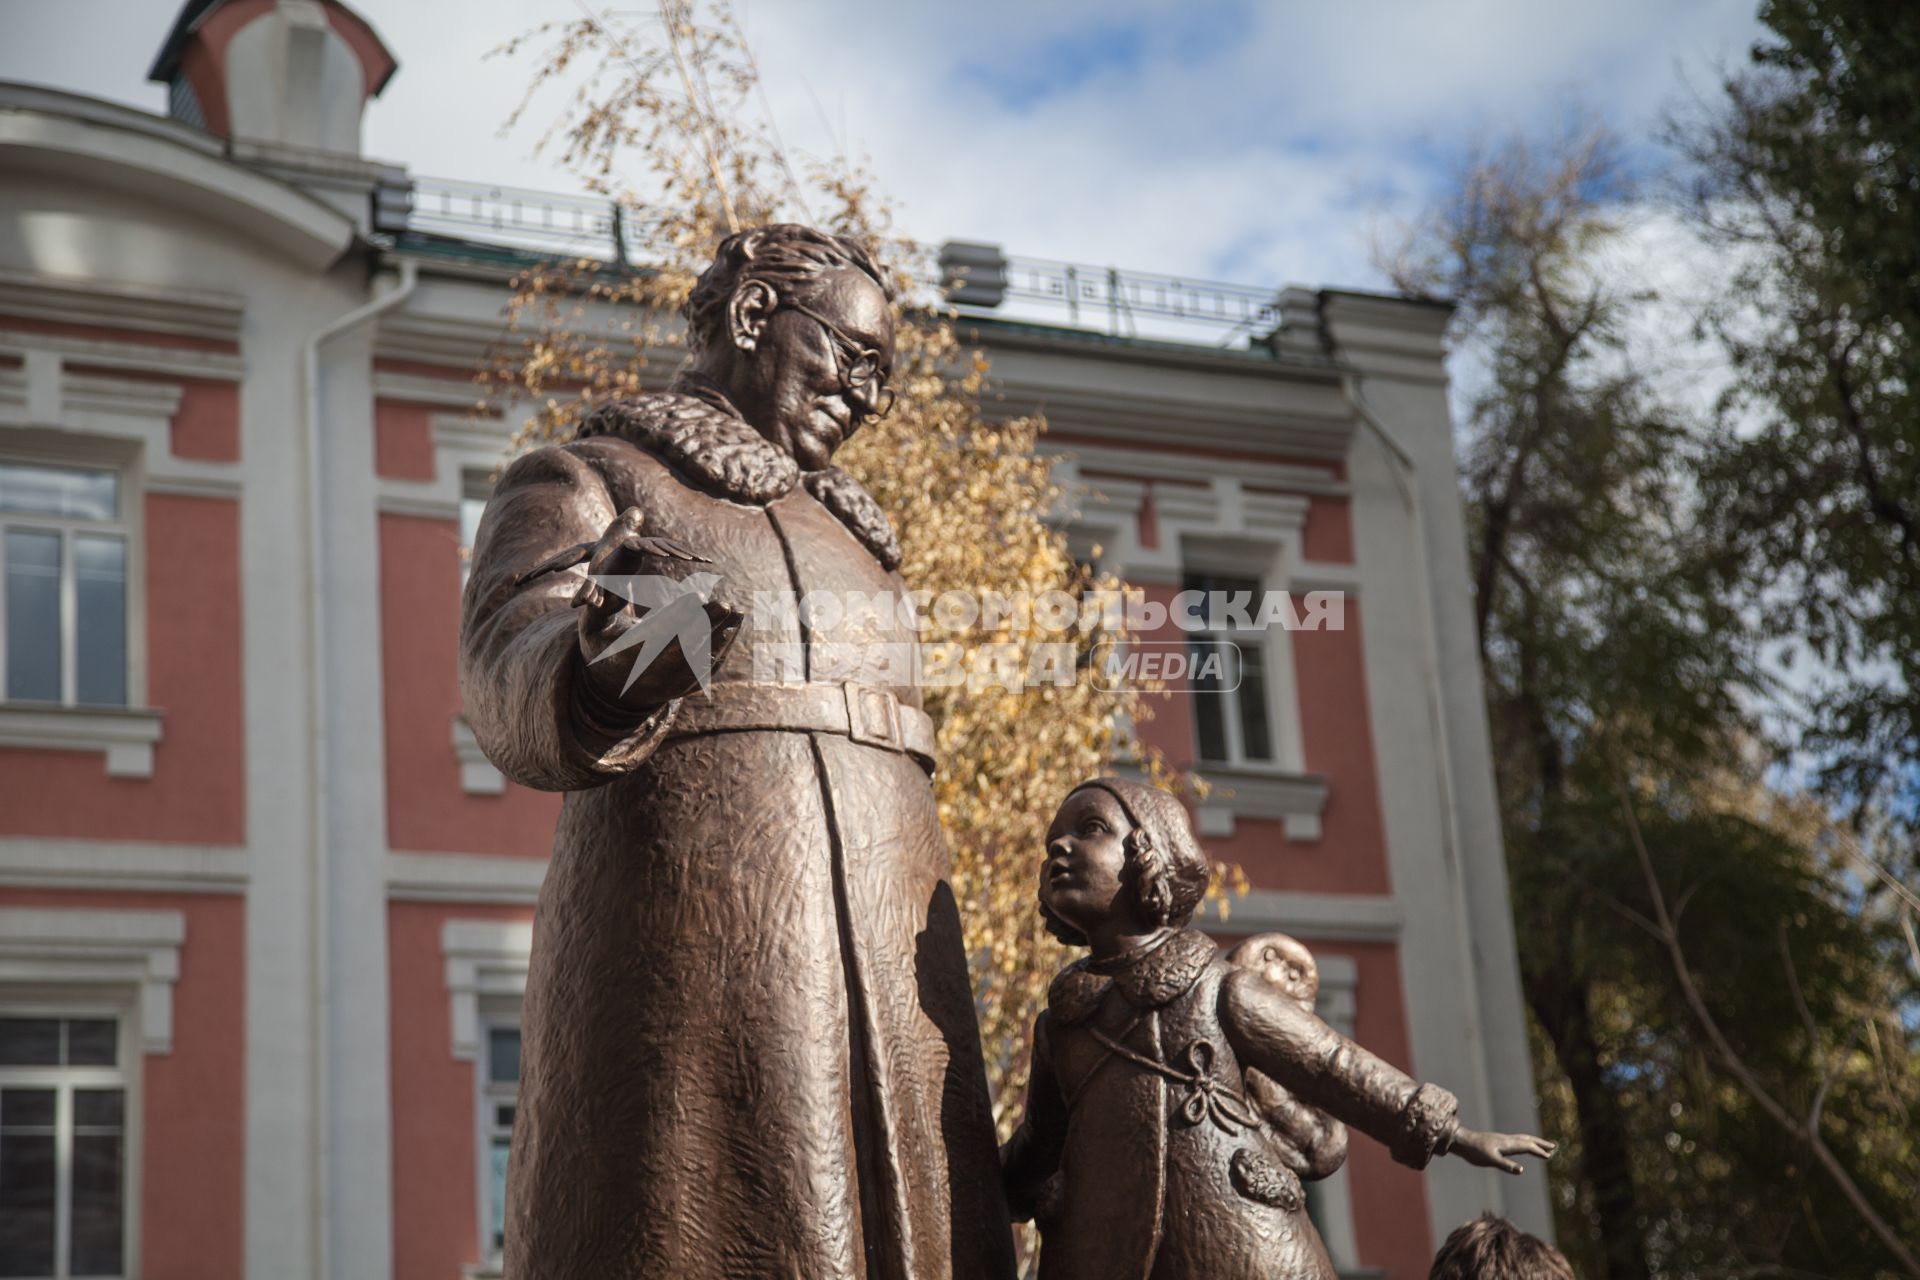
[
  {"x1": 1087, "y1": 928, "x2": 1178, "y2": 974},
  {"x1": 1048, "y1": 928, "x2": 1217, "y2": 1025}
]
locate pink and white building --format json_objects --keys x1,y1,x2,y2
[{"x1": 0, "y1": 2, "x2": 1547, "y2": 1276}]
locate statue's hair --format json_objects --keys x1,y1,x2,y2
[
  {"x1": 1042, "y1": 777, "x2": 1211, "y2": 947},
  {"x1": 683, "y1": 224, "x2": 893, "y2": 357},
  {"x1": 1428, "y1": 1215, "x2": 1574, "y2": 1280}
]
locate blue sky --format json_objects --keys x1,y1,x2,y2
[
  {"x1": 955, "y1": 9, "x2": 1248, "y2": 112},
  {"x1": 0, "y1": 1, "x2": 1765, "y2": 292}
]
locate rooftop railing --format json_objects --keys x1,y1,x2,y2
[
  {"x1": 937, "y1": 242, "x2": 1285, "y2": 345},
  {"x1": 393, "y1": 175, "x2": 1286, "y2": 347},
  {"x1": 401, "y1": 176, "x2": 636, "y2": 259}
]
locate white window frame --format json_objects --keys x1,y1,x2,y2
[
  {"x1": 441, "y1": 919, "x2": 531, "y2": 1280},
  {"x1": 0, "y1": 999, "x2": 141, "y2": 1280},
  {"x1": 1180, "y1": 567, "x2": 1282, "y2": 769},
  {"x1": 1178, "y1": 541, "x2": 1328, "y2": 843},
  {"x1": 458, "y1": 469, "x2": 492, "y2": 589},
  {"x1": 1301, "y1": 955, "x2": 1368, "y2": 1277},
  {"x1": 472, "y1": 1004, "x2": 521, "y2": 1272},
  {"x1": 0, "y1": 433, "x2": 160, "y2": 778},
  {"x1": 0, "y1": 447, "x2": 143, "y2": 711},
  {"x1": 452, "y1": 471, "x2": 507, "y2": 795}
]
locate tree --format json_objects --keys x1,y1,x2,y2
[
  {"x1": 1682, "y1": 0, "x2": 1920, "y2": 836},
  {"x1": 473, "y1": 0, "x2": 1237, "y2": 1142},
  {"x1": 1385, "y1": 121, "x2": 1920, "y2": 1278}
]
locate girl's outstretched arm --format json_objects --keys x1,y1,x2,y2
[
  {"x1": 1220, "y1": 969, "x2": 1555, "y2": 1174},
  {"x1": 1219, "y1": 967, "x2": 1460, "y2": 1170}
]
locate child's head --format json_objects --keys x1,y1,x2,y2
[
  {"x1": 1224, "y1": 933, "x2": 1320, "y2": 1010},
  {"x1": 1039, "y1": 778, "x2": 1210, "y2": 947},
  {"x1": 1428, "y1": 1215, "x2": 1574, "y2": 1280}
]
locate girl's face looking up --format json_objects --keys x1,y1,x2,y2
[{"x1": 1041, "y1": 787, "x2": 1140, "y2": 938}]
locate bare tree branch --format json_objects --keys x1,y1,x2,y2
[
  {"x1": 1672, "y1": 880, "x2": 1706, "y2": 931},
  {"x1": 1807, "y1": 1024, "x2": 1863, "y2": 1134},
  {"x1": 648, "y1": 0, "x2": 740, "y2": 233},
  {"x1": 1611, "y1": 756, "x2": 1920, "y2": 1277},
  {"x1": 1777, "y1": 922, "x2": 1820, "y2": 1048}
]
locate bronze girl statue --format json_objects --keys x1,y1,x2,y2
[{"x1": 1002, "y1": 778, "x2": 1555, "y2": 1279}]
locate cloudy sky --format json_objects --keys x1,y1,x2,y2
[
  {"x1": 3, "y1": 0, "x2": 1765, "y2": 293},
  {"x1": 1, "y1": 0, "x2": 1832, "y2": 735}
]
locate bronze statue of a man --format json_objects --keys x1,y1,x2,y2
[{"x1": 459, "y1": 225, "x2": 1017, "y2": 1279}]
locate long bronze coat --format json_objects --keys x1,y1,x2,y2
[
  {"x1": 459, "y1": 388, "x2": 1017, "y2": 1280},
  {"x1": 1002, "y1": 929, "x2": 1458, "y2": 1280}
]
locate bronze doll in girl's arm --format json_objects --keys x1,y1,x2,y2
[{"x1": 1001, "y1": 778, "x2": 1554, "y2": 1280}]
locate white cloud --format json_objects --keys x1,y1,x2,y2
[{"x1": 0, "y1": 0, "x2": 1765, "y2": 293}]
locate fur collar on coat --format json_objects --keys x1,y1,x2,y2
[{"x1": 577, "y1": 381, "x2": 903, "y2": 571}]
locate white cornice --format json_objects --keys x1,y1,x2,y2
[
  {"x1": 0, "y1": 839, "x2": 248, "y2": 894},
  {"x1": 0, "y1": 105, "x2": 356, "y2": 269},
  {"x1": 1320, "y1": 289, "x2": 1454, "y2": 335},
  {"x1": 1320, "y1": 292, "x2": 1455, "y2": 387},
  {"x1": 1056, "y1": 456, "x2": 1313, "y2": 587},
  {"x1": 0, "y1": 906, "x2": 189, "y2": 1052},
  {"x1": 962, "y1": 319, "x2": 1344, "y2": 381},
  {"x1": 0, "y1": 83, "x2": 220, "y2": 156},
  {"x1": 1291, "y1": 561, "x2": 1362, "y2": 593},
  {"x1": 63, "y1": 371, "x2": 183, "y2": 420},
  {"x1": 1160, "y1": 484, "x2": 1311, "y2": 544},
  {"x1": 1192, "y1": 763, "x2": 1330, "y2": 842},
  {"x1": 0, "y1": 704, "x2": 164, "y2": 778},
  {"x1": 0, "y1": 326, "x2": 245, "y2": 380},
  {"x1": 1198, "y1": 889, "x2": 1403, "y2": 942},
  {"x1": 388, "y1": 852, "x2": 545, "y2": 904},
  {"x1": 0, "y1": 269, "x2": 244, "y2": 344},
  {"x1": 370, "y1": 369, "x2": 488, "y2": 409},
  {"x1": 1058, "y1": 441, "x2": 1346, "y2": 496},
  {"x1": 1010, "y1": 382, "x2": 1355, "y2": 459},
  {"x1": 145, "y1": 467, "x2": 244, "y2": 499},
  {"x1": 373, "y1": 313, "x2": 505, "y2": 369},
  {"x1": 441, "y1": 919, "x2": 535, "y2": 1059},
  {"x1": 0, "y1": 353, "x2": 244, "y2": 502}
]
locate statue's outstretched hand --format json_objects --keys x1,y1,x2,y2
[
  {"x1": 569, "y1": 507, "x2": 742, "y2": 709},
  {"x1": 1448, "y1": 1127, "x2": 1556, "y2": 1175}
]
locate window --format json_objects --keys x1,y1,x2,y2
[
  {"x1": 0, "y1": 462, "x2": 129, "y2": 708},
  {"x1": 1181, "y1": 571, "x2": 1273, "y2": 765},
  {"x1": 477, "y1": 1020, "x2": 520, "y2": 1261},
  {"x1": 459, "y1": 472, "x2": 491, "y2": 587},
  {"x1": 441, "y1": 919, "x2": 530, "y2": 1272},
  {"x1": 0, "y1": 1014, "x2": 129, "y2": 1279}
]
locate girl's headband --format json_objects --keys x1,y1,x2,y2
[{"x1": 1070, "y1": 780, "x2": 1152, "y2": 846}]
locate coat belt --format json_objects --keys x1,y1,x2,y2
[{"x1": 668, "y1": 681, "x2": 938, "y2": 773}]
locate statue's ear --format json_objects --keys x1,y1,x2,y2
[{"x1": 727, "y1": 279, "x2": 778, "y2": 352}]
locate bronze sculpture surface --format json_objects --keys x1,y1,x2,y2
[
  {"x1": 1002, "y1": 779, "x2": 1555, "y2": 1280},
  {"x1": 459, "y1": 225, "x2": 1017, "y2": 1279}
]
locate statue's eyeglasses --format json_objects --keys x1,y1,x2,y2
[{"x1": 779, "y1": 299, "x2": 897, "y2": 420}]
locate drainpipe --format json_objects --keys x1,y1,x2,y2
[
  {"x1": 1338, "y1": 364, "x2": 1504, "y2": 1205},
  {"x1": 1339, "y1": 370, "x2": 1468, "y2": 868},
  {"x1": 299, "y1": 255, "x2": 417, "y2": 1278}
]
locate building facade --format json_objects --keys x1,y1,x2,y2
[{"x1": 0, "y1": 2, "x2": 1548, "y2": 1277}]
